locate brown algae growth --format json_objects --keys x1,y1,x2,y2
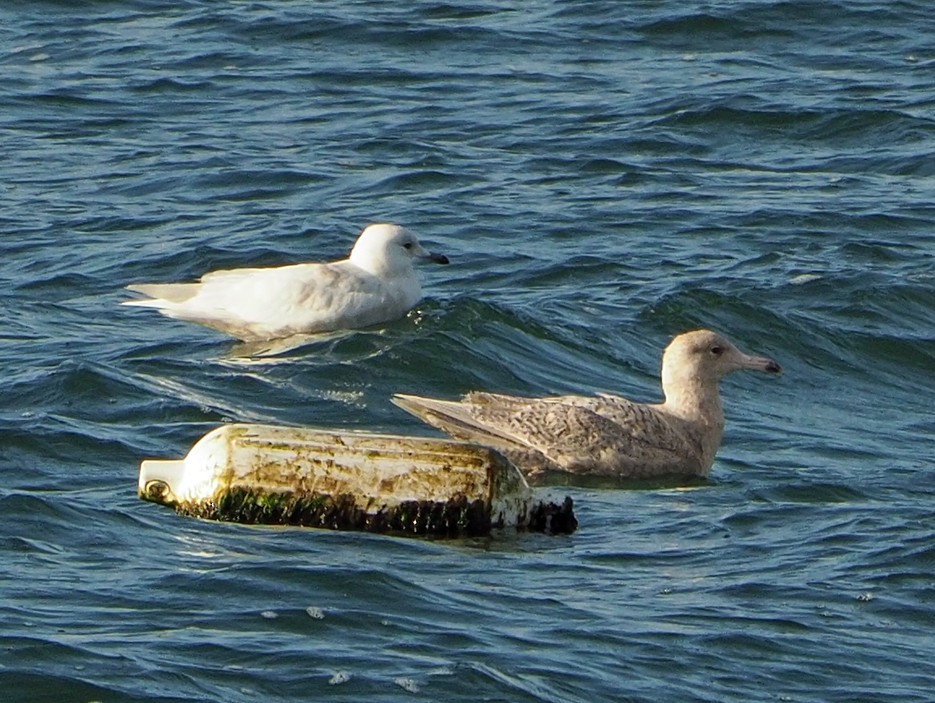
[
  {"x1": 137, "y1": 423, "x2": 578, "y2": 537},
  {"x1": 168, "y1": 487, "x2": 576, "y2": 537}
]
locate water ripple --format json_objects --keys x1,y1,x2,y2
[{"x1": 2, "y1": 1, "x2": 934, "y2": 702}]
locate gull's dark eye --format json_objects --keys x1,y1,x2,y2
[
  {"x1": 403, "y1": 242, "x2": 414, "y2": 250},
  {"x1": 710, "y1": 345, "x2": 724, "y2": 356}
]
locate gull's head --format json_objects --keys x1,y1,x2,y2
[
  {"x1": 661, "y1": 329, "x2": 781, "y2": 393},
  {"x1": 349, "y1": 223, "x2": 449, "y2": 275}
]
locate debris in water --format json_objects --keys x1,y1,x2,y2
[{"x1": 137, "y1": 423, "x2": 576, "y2": 538}]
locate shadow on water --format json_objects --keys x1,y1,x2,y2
[
  {"x1": 529, "y1": 469, "x2": 711, "y2": 491},
  {"x1": 217, "y1": 301, "x2": 453, "y2": 365},
  {"x1": 226, "y1": 330, "x2": 356, "y2": 361}
]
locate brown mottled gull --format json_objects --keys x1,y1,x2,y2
[
  {"x1": 123, "y1": 224, "x2": 449, "y2": 342},
  {"x1": 392, "y1": 329, "x2": 781, "y2": 482}
]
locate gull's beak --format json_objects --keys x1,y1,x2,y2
[
  {"x1": 413, "y1": 241, "x2": 449, "y2": 265},
  {"x1": 740, "y1": 352, "x2": 782, "y2": 374}
]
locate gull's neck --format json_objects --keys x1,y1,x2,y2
[
  {"x1": 349, "y1": 251, "x2": 411, "y2": 279},
  {"x1": 663, "y1": 375, "x2": 722, "y2": 418},
  {"x1": 349, "y1": 250, "x2": 384, "y2": 276},
  {"x1": 661, "y1": 377, "x2": 725, "y2": 473}
]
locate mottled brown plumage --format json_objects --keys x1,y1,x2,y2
[{"x1": 392, "y1": 330, "x2": 781, "y2": 482}]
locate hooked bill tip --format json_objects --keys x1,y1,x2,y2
[{"x1": 429, "y1": 252, "x2": 450, "y2": 265}]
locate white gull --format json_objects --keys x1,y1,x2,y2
[
  {"x1": 123, "y1": 223, "x2": 449, "y2": 342},
  {"x1": 393, "y1": 329, "x2": 781, "y2": 482}
]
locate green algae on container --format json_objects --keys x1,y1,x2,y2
[{"x1": 138, "y1": 423, "x2": 576, "y2": 537}]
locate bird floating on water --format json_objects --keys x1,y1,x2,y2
[
  {"x1": 123, "y1": 223, "x2": 449, "y2": 342},
  {"x1": 393, "y1": 329, "x2": 781, "y2": 483}
]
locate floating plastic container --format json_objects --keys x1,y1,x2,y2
[{"x1": 138, "y1": 423, "x2": 576, "y2": 537}]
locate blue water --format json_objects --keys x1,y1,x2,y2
[{"x1": 2, "y1": 1, "x2": 934, "y2": 701}]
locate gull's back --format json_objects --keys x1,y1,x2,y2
[
  {"x1": 123, "y1": 224, "x2": 427, "y2": 342},
  {"x1": 393, "y1": 391, "x2": 707, "y2": 480}
]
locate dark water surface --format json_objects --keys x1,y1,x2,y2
[{"x1": 2, "y1": 2, "x2": 934, "y2": 701}]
